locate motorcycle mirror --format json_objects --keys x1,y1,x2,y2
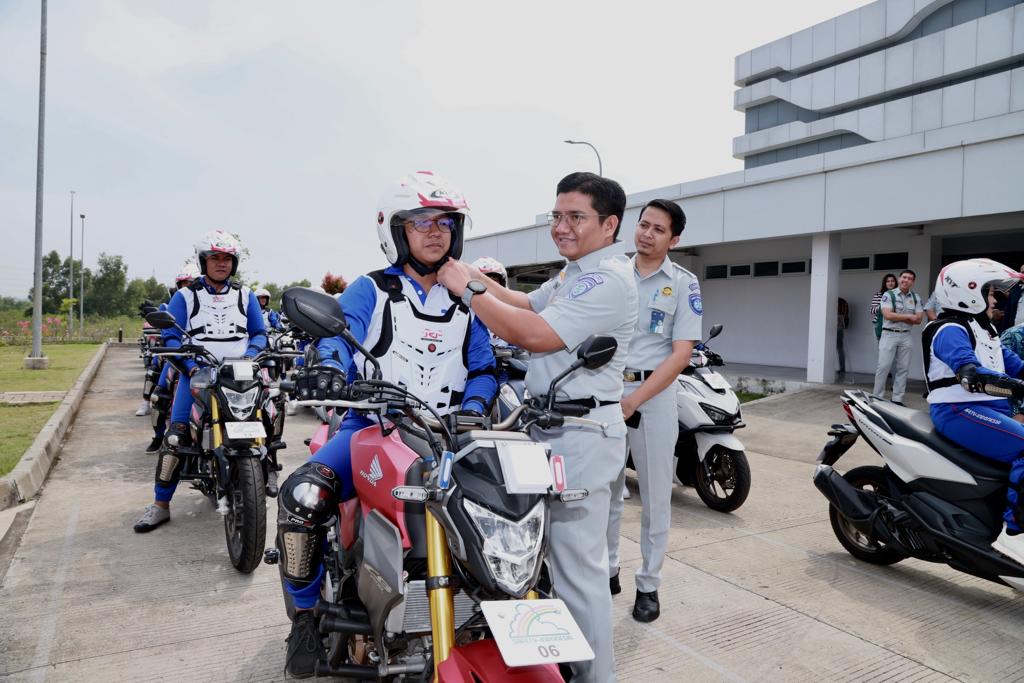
[
  {"x1": 707, "y1": 324, "x2": 723, "y2": 340},
  {"x1": 145, "y1": 310, "x2": 177, "y2": 329},
  {"x1": 281, "y1": 287, "x2": 348, "y2": 339},
  {"x1": 576, "y1": 335, "x2": 617, "y2": 370},
  {"x1": 392, "y1": 486, "x2": 430, "y2": 503}
]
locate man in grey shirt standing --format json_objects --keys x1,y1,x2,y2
[
  {"x1": 439, "y1": 172, "x2": 638, "y2": 683},
  {"x1": 872, "y1": 269, "x2": 924, "y2": 405}
]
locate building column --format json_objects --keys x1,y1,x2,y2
[{"x1": 806, "y1": 233, "x2": 841, "y2": 383}]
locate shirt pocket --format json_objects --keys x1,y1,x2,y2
[{"x1": 647, "y1": 295, "x2": 676, "y2": 336}]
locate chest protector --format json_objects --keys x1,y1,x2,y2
[
  {"x1": 262, "y1": 309, "x2": 273, "y2": 330},
  {"x1": 923, "y1": 316, "x2": 1005, "y2": 404},
  {"x1": 184, "y1": 281, "x2": 251, "y2": 362},
  {"x1": 358, "y1": 271, "x2": 472, "y2": 415}
]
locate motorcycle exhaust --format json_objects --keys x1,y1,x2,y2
[{"x1": 813, "y1": 465, "x2": 880, "y2": 536}]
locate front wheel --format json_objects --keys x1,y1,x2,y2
[
  {"x1": 693, "y1": 448, "x2": 750, "y2": 512},
  {"x1": 828, "y1": 465, "x2": 906, "y2": 566},
  {"x1": 225, "y1": 456, "x2": 267, "y2": 573}
]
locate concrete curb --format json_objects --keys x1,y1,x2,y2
[{"x1": 0, "y1": 342, "x2": 109, "y2": 511}]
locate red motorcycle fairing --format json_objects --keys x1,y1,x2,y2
[
  {"x1": 309, "y1": 422, "x2": 329, "y2": 455},
  {"x1": 339, "y1": 498, "x2": 359, "y2": 550},
  {"x1": 349, "y1": 424, "x2": 420, "y2": 550},
  {"x1": 436, "y1": 640, "x2": 563, "y2": 682}
]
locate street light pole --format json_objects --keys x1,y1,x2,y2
[
  {"x1": 68, "y1": 189, "x2": 75, "y2": 336},
  {"x1": 563, "y1": 139, "x2": 602, "y2": 176},
  {"x1": 26, "y1": 0, "x2": 48, "y2": 369},
  {"x1": 79, "y1": 213, "x2": 85, "y2": 338}
]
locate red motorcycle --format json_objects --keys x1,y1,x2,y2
[{"x1": 270, "y1": 288, "x2": 615, "y2": 681}]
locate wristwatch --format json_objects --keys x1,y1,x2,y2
[{"x1": 461, "y1": 280, "x2": 487, "y2": 308}]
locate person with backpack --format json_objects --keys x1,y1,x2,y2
[{"x1": 872, "y1": 269, "x2": 923, "y2": 405}]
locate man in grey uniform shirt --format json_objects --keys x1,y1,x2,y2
[
  {"x1": 872, "y1": 269, "x2": 924, "y2": 405},
  {"x1": 607, "y1": 199, "x2": 701, "y2": 623},
  {"x1": 439, "y1": 172, "x2": 638, "y2": 683}
]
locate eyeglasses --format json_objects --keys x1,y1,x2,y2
[
  {"x1": 546, "y1": 212, "x2": 607, "y2": 228},
  {"x1": 405, "y1": 215, "x2": 457, "y2": 233}
]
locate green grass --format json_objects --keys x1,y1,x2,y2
[
  {"x1": 737, "y1": 391, "x2": 766, "y2": 403},
  {"x1": 0, "y1": 311, "x2": 142, "y2": 344},
  {"x1": 0, "y1": 402, "x2": 59, "y2": 476},
  {"x1": 0, "y1": 343, "x2": 100, "y2": 392}
]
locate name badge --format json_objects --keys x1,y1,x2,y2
[{"x1": 650, "y1": 310, "x2": 666, "y2": 334}]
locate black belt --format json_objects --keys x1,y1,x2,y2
[
  {"x1": 623, "y1": 369, "x2": 654, "y2": 382},
  {"x1": 882, "y1": 328, "x2": 909, "y2": 333}
]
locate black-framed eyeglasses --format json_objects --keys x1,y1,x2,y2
[
  {"x1": 546, "y1": 212, "x2": 607, "y2": 228},
  {"x1": 404, "y1": 215, "x2": 458, "y2": 233}
]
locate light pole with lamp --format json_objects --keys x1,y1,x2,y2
[
  {"x1": 26, "y1": 0, "x2": 48, "y2": 369},
  {"x1": 79, "y1": 213, "x2": 85, "y2": 338},
  {"x1": 563, "y1": 139, "x2": 602, "y2": 176},
  {"x1": 68, "y1": 189, "x2": 75, "y2": 336}
]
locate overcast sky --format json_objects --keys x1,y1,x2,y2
[{"x1": 0, "y1": 0, "x2": 866, "y2": 298}]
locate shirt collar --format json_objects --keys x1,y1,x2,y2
[
  {"x1": 629, "y1": 253, "x2": 673, "y2": 280},
  {"x1": 571, "y1": 240, "x2": 626, "y2": 271}
]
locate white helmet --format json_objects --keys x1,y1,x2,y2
[
  {"x1": 175, "y1": 259, "x2": 201, "y2": 284},
  {"x1": 472, "y1": 256, "x2": 507, "y2": 284},
  {"x1": 935, "y1": 258, "x2": 1023, "y2": 315},
  {"x1": 195, "y1": 229, "x2": 242, "y2": 277},
  {"x1": 376, "y1": 171, "x2": 472, "y2": 274},
  {"x1": 255, "y1": 288, "x2": 271, "y2": 300}
]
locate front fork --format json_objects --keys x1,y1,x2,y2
[{"x1": 426, "y1": 511, "x2": 455, "y2": 681}]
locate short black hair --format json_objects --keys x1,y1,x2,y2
[
  {"x1": 640, "y1": 199, "x2": 686, "y2": 237},
  {"x1": 900, "y1": 269, "x2": 916, "y2": 280},
  {"x1": 556, "y1": 172, "x2": 627, "y2": 239}
]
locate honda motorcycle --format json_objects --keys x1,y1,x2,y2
[
  {"x1": 267, "y1": 287, "x2": 609, "y2": 681},
  {"x1": 813, "y1": 386, "x2": 1024, "y2": 590}
]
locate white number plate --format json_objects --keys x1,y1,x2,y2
[
  {"x1": 480, "y1": 599, "x2": 594, "y2": 667},
  {"x1": 698, "y1": 368, "x2": 730, "y2": 391},
  {"x1": 496, "y1": 441, "x2": 553, "y2": 494},
  {"x1": 224, "y1": 421, "x2": 265, "y2": 439}
]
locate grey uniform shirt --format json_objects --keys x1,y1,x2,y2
[
  {"x1": 880, "y1": 288, "x2": 923, "y2": 332},
  {"x1": 526, "y1": 241, "x2": 638, "y2": 402},
  {"x1": 627, "y1": 255, "x2": 703, "y2": 371}
]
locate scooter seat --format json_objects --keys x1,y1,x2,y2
[{"x1": 870, "y1": 400, "x2": 1010, "y2": 480}]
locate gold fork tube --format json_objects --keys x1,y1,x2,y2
[
  {"x1": 210, "y1": 399, "x2": 223, "y2": 449},
  {"x1": 425, "y1": 510, "x2": 455, "y2": 680}
]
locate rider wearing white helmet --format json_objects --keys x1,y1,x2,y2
[
  {"x1": 255, "y1": 287, "x2": 282, "y2": 330},
  {"x1": 134, "y1": 230, "x2": 269, "y2": 533},
  {"x1": 923, "y1": 258, "x2": 1024, "y2": 564},
  {"x1": 275, "y1": 171, "x2": 497, "y2": 677},
  {"x1": 472, "y1": 256, "x2": 508, "y2": 288}
]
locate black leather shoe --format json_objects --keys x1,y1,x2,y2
[
  {"x1": 609, "y1": 569, "x2": 621, "y2": 596},
  {"x1": 145, "y1": 437, "x2": 163, "y2": 453},
  {"x1": 285, "y1": 610, "x2": 323, "y2": 678},
  {"x1": 632, "y1": 590, "x2": 660, "y2": 622}
]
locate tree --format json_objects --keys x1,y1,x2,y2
[
  {"x1": 321, "y1": 272, "x2": 348, "y2": 295},
  {"x1": 89, "y1": 253, "x2": 129, "y2": 317},
  {"x1": 0, "y1": 295, "x2": 29, "y2": 312},
  {"x1": 124, "y1": 277, "x2": 170, "y2": 313}
]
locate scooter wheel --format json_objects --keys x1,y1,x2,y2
[
  {"x1": 828, "y1": 465, "x2": 906, "y2": 565},
  {"x1": 693, "y1": 448, "x2": 750, "y2": 513}
]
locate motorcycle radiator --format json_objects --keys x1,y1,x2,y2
[{"x1": 386, "y1": 580, "x2": 477, "y2": 634}]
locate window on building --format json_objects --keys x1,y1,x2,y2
[
  {"x1": 754, "y1": 261, "x2": 780, "y2": 277},
  {"x1": 841, "y1": 256, "x2": 871, "y2": 271},
  {"x1": 781, "y1": 260, "x2": 807, "y2": 275},
  {"x1": 705, "y1": 265, "x2": 727, "y2": 280},
  {"x1": 874, "y1": 252, "x2": 909, "y2": 271},
  {"x1": 729, "y1": 264, "x2": 752, "y2": 278}
]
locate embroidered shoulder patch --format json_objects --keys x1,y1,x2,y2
[
  {"x1": 689, "y1": 293, "x2": 703, "y2": 315},
  {"x1": 568, "y1": 273, "x2": 604, "y2": 300}
]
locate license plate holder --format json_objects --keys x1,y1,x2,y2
[
  {"x1": 480, "y1": 599, "x2": 594, "y2": 667},
  {"x1": 224, "y1": 421, "x2": 265, "y2": 439},
  {"x1": 496, "y1": 441, "x2": 552, "y2": 494}
]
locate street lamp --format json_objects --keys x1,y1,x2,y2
[
  {"x1": 79, "y1": 213, "x2": 85, "y2": 338},
  {"x1": 26, "y1": 0, "x2": 48, "y2": 370},
  {"x1": 68, "y1": 189, "x2": 75, "y2": 337},
  {"x1": 563, "y1": 139, "x2": 602, "y2": 176}
]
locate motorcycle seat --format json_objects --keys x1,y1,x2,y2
[{"x1": 870, "y1": 400, "x2": 1010, "y2": 480}]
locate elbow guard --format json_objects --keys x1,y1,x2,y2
[{"x1": 959, "y1": 364, "x2": 1024, "y2": 399}]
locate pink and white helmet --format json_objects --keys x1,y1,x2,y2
[
  {"x1": 195, "y1": 229, "x2": 242, "y2": 277},
  {"x1": 935, "y1": 258, "x2": 1023, "y2": 315},
  {"x1": 255, "y1": 288, "x2": 271, "y2": 301},
  {"x1": 175, "y1": 260, "x2": 201, "y2": 284},
  {"x1": 375, "y1": 171, "x2": 472, "y2": 268},
  {"x1": 471, "y1": 256, "x2": 507, "y2": 283}
]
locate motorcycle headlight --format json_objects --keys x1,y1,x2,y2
[
  {"x1": 222, "y1": 386, "x2": 259, "y2": 420},
  {"x1": 464, "y1": 498, "x2": 545, "y2": 595},
  {"x1": 700, "y1": 402, "x2": 736, "y2": 426},
  {"x1": 499, "y1": 384, "x2": 521, "y2": 408}
]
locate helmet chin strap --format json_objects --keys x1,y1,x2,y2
[{"x1": 406, "y1": 254, "x2": 445, "y2": 276}]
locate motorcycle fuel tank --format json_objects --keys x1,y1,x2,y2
[{"x1": 350, "y1": 425, "x2": 421, "y2": 550}]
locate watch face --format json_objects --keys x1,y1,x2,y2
[{"x1": 469, "y1": 280, "x2": 487, "y2": 294}]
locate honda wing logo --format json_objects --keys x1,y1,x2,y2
[{"x1": 360, "y1": 454, "x2": 384, "y2": 486}]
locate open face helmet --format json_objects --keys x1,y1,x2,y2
[
  {"x1": 175, "y1": 260, "x2": 201, "y2": 287},
  {"x1": 935, "y1": 258, "x2": 1023, "y2": 315},
  {"x1": 376, "y1": 171, "x2": 472, "y2": 275},
  {"x1": 195, "y1": 229, "x2": 241, "y2": 277},
  {"x1": 472, "y1": 256, "x2": 507, "y2": 286},
  {"x1": 255, "y1": 287, "x2": 271, "y2": 307}
]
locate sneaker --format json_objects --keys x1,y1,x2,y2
[
  {"x1": 266, "y1": 469, "x2": 279, "y2": 498},
  {"x1": 285, "y1": 610, "x2": 323, "y2": 679},
  {"x1": 133, "y1": 504, "x2": 170, "y2": 533},
  {"x1": 286, "y1": 400, "x2": 297, "y2": 416},
  {"x1": 992, "y1": 523, "x2": 1024, "y2": 566},
  {"x1": 135, "y1": 401, "x2": 152, "y2": 417},
  {"x1": 145, "y1": 437, "x2": 163, "y2": 454},
  {"x1": 622, "y1": 488, "x2": 631, "y2": 500}
]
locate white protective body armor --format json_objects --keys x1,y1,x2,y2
[
  {"x1": 262, "y1": 309, "x2": 273, "y2": 330},
  {"x1": 356, "y1": 272, "x2": 472, "y2": 415},
  {"x1": 184, "y1": 282, "x2": 252, "y2": 362},
  {"x1": 926, "y1": 317, "x2": 1005, "y2": 404}
]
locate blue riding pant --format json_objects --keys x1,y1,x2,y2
[
  {"x1": 931, "y1": 401, "x2": 1024, "y2": 531},
  {"x1": 154, "y1": 375, "x2": 194, "y2": 503}
]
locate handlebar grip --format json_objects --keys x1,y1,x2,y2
[{"x1": 279, "y1": 380, "x2": 296, "y2": 394}]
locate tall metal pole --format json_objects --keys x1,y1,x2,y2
[
  {"x1": 563, "y1": 139, "x2": 603, "y2": 176},
  {"x1": 27, "y1": 0, "x2": 47, "y2": 367},
  {"x1": 68, "y1": 189, "x2": 75, "y2": 336},
  {"x1": 79, "y1": 213, "x2": 85, "y2": 338}
]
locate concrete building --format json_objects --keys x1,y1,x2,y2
[{"x1": 464, "y1": 0, "x2": 1024, "y2": 383}]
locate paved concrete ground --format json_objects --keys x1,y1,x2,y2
[{"x1": 2, "y1": 346, "x2": 1023, "y2": 682}]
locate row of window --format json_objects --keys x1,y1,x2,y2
[{"x1": 704, "y1": 252, "x2": 908, "y2": 280}]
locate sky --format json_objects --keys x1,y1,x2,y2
[{"x1": 0, "y1": 0, "x2": 867, "y2": 298}]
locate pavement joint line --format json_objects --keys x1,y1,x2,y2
[
  {"x1": 27, "y1": 503, "x2": 80, "y2": 683},
  {"x1": 640, "y1": 621, "x2": 749, "y2": 683},
  {"x1": 4, "y1": 620, "x2": 290, "y2": 675}
]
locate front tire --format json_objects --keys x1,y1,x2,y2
[
  {"x1": 225, "y1": 456, "x2": 267, "y2": 573},
  {"x1": 693, "y1": 448, "x2": 751, "y2": 512},
  {"x1": 828, "y1": 465, "x2": 906, "y2": 566}
]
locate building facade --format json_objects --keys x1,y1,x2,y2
[{"x1": 464, "y1": 0, "x2": 1024, "y2": 382}]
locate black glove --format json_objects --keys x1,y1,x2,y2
[{"x1": 294, "y1": 365, "x2": 346, "y2": 401}]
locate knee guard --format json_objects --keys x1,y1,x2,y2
[
  {"x1": 155, "y1": 448, "x2": 182, "y2": 487},
  {"x1": 143, "y1": 368, "x2": 159, "y2": 400},
  {"x1": 276, "y1": 462, "x2": 340, "y2": 585}
]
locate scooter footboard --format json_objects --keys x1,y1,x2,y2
[{"x1": 437, "y1": 640, "x2": 562, "y2": 682}]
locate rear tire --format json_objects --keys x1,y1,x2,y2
[
  {"x1": 828, "y1": 465, "x2": 906, "y2": 566},
  {"x1": 225, "y1": 457, "x2": 267, "y2": 573},
  {"x1": 694, "y1": 448, "x2": 750, "y2": 512}
]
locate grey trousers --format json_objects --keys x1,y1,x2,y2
[
  {"x1": 532, "y1": 404, "x2": 626, "y2": 683},
  {"x1": 873, "y1": 331, "x2": 912, "y2": 402},
  {"x1": 607, "y1": 382, "x2": 677, "y2": 593}
]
